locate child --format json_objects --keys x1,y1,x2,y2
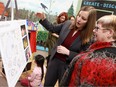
[{"x1": 20, "y1": 54, "x2": 45, "y2": 87}]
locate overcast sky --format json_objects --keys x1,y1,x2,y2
[{"x1": 0, "y1": 0, "x2": 78, "y2": 15}]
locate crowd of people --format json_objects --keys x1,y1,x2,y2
[
  {"x1": 20, "y1": 5, "x2": 116, "y2": 87},
  {"x1": 60, "y1": 15, "x2": 116, "y2": 86}
]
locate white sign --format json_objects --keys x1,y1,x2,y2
[{"x1": 0, "y1": 20, "x2": 32, "y2": 87}]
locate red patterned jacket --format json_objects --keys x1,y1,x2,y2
[{"x1": 60, "y1": 41, "x2": 116, "y2": 86}]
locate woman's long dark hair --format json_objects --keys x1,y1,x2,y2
[
  {"x1": 35, "y1": 54, "x2": 45, "y2": 81},
  {"x1": 70, "y1": 6, "x2": 97, "y2": 45}
]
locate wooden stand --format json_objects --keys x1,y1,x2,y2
[
  {"x1": 0, "y1": 0, "x2": 18, "y2": 21},
  {"x1": 0, "y1": 59, "x2": 6, "y2": 80}
]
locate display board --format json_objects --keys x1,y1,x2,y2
[
  {"x1": 81, "y1": 0, "x2": 116, "y2": 19},
  {"x1": 0, "y1": 20, "x2": 32, "y2": 87}
]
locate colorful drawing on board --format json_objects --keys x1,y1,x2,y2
[
  {"x1": 23, "y1": 36, "x2": 28, "y2": 49},
  {"x1": 21, "y1": 25, "x2": 27, "y2": 37},
  {"x1": 0, "y1": 20, "x2": 32, "y2": 87},
  {"x1": 0, "y1": 26, "x2": 26, "y2": 87},
  {"x1": 25, "y1": 47, "x2": 31, "y2": 62}
]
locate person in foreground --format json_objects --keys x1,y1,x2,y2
[
  {"x1": 20, "y1": 54, "x2": 46, "y2": 87},
  {"x1": 60, "y1": 15, "x2": 116, "y2": 86},
  {"x1": 36, "y1": 6, "x2": 96, "y2": 86}
]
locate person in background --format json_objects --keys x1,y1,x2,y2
[
  {"x1": 45, "y1": 12, "x2": 68, "y2": 66},
  {"x1": 60, "y1": 15, "x2": 116, "y2": 86},
  {"x1": 68, "y1": 15, "x2": 75, "y2": 24},
  {"x1": 20, "y1": 54, "x2": 46, "y2": 87},
  {"x1": 56, "y1": 12, "x2": 68, "y2": 24},
  {"x1": 36, "y1": 6, "x2": 96, "y2": 86}
]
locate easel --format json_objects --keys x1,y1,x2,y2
[
  {"x1": 0, "y1": 0, "x2": 18, "y2": 21},
  {"x1": 0, "y1": 61, "x2": 6, "y2": 80},
  {"x1": 0, "y1": 0, "x2": 18, "y2": 78},
  {"x1": 0, "y1": 1, "x2": 32, "y2": 86}
]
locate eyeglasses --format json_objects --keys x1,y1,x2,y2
[{"x1": 94, "y1": 26, "x2": 108, "y2": 31}]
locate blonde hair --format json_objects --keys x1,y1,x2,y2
[
  {"x1": 73, "y1": 6, "x2": 97, "y2": 44},
  {"x1": 97, "y1": 15, "x2": 116, "y2": 40}
]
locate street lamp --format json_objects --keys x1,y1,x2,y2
[{"x1": 48, "y1": 0, "x2": 55, "y2": 21}]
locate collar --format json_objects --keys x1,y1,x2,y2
[{"x1": 89, "y1": 41, "x2": 112, "y2": 51}]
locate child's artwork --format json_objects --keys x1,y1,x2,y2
[{"x1": 0, "y1": 20, "x2": 32, "y2": 87}]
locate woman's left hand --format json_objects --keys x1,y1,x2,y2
[{"x1": 57, "y1": 45, "x2": 70, "y2": 55}]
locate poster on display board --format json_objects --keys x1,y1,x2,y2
[
  {"x1": 0, "y1": 20, "x2": 32, "y2": 87},
  {"x1": 81, "y1": 0, "x2": 116, "y2": 19}
]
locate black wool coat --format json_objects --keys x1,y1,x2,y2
[{"x1": 39, "y1": 19, "x2": 91, "y2": 63}]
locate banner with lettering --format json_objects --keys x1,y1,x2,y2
[{"x1": 81, "y1": 0, "x2": 116, "y2": 19}]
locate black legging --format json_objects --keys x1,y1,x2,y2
[{"x1": 44, "y1": 58, "x2": 68, "y2": 87}]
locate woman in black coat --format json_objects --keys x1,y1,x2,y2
[{"x1": 36, "y1": 6, "x2": 96, "y2": 86}]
